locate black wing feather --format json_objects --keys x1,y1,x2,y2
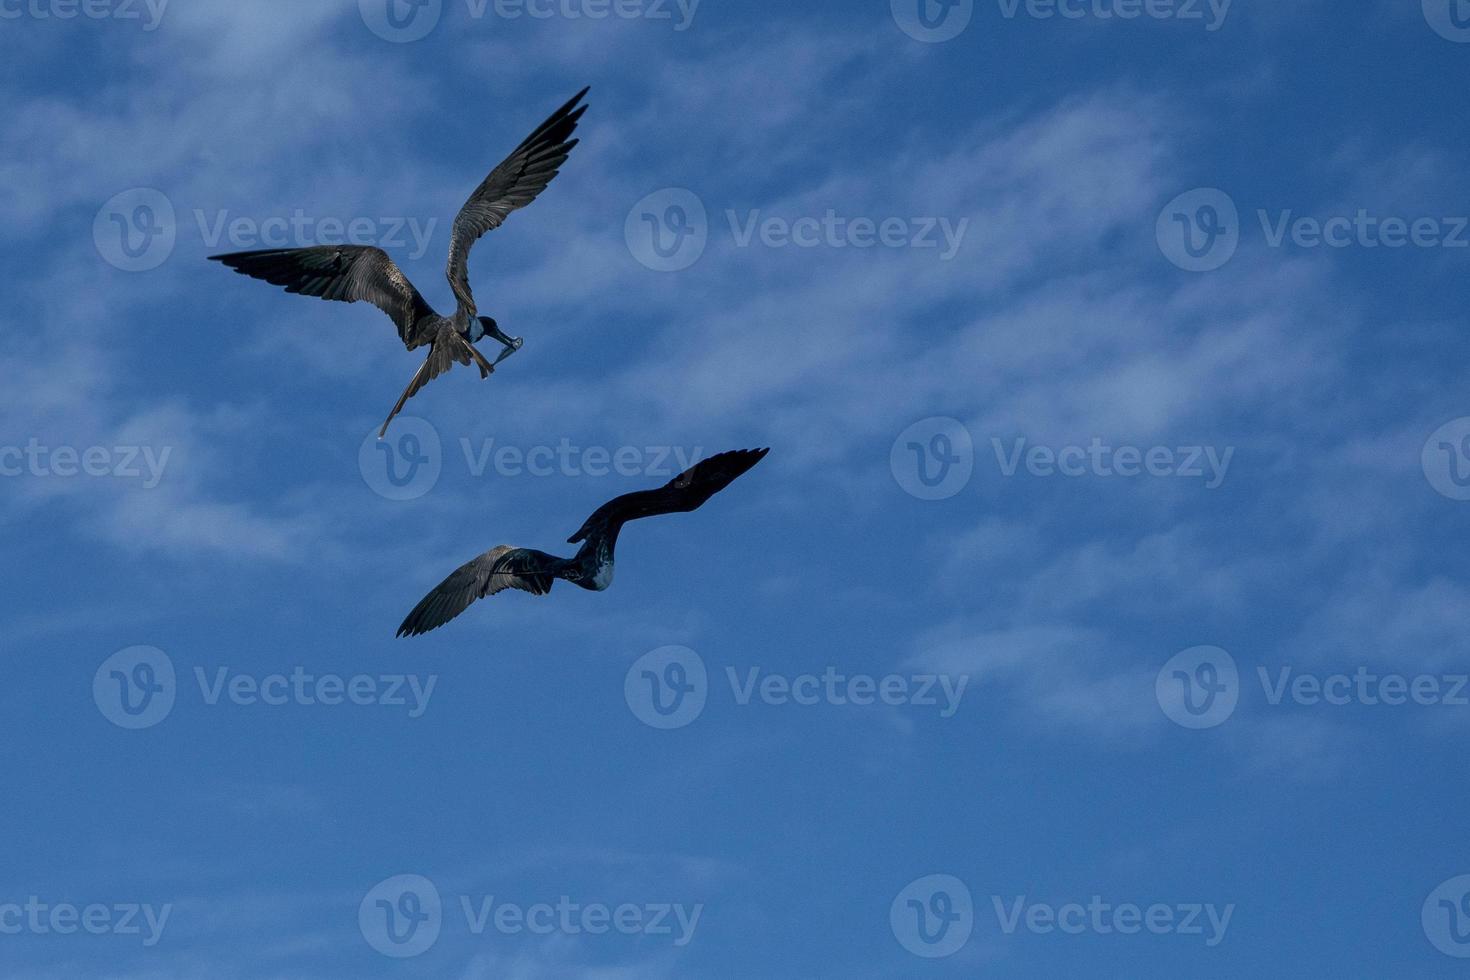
[
  {"x1": 397, "y1": 546, "x2": 558, "y2": 638},
  {"x1": 445, "y1": 86, "x2": 589, "y2": 311},
  {"x1": 567, "y1": 448, "x2": 769, "y2": 544},
  {"x1": 210, "y1": 245, "x2": 436, "y2": 349}
]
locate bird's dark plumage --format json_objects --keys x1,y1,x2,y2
[
  {"x1": 566, "y1": 447, "x2": 769, "y2": 544},
  {"x1": 446, "y1": 85, "x2": 589, "y2": 313},
  {"x1": 209, "y1": 245, "x2": 438, "y2": 347},
  {"x1": 207, "y1": 87, "x2": 590, "y2": 437},
  {"x1": 396, "y1": 448, "x2": 770, "y2": 637}
]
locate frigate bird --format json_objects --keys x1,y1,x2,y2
[
  {"x1": 397, "y1": 448, "x2": 769, "y2": 637},
  {"x1": 208, "y1": 86, "x2": 589, "y2": 438}
]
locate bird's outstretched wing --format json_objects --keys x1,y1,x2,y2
[
  {"x1": 397, "y1": 546, "x2": 560, "y2": 637},
  {"x1": 210, "y1": 246, "x2": 437, "y2": 349},
  {"x1": 567, "y1": 448, "x2": 770, "y2": 544},
  {"x1": 445, "y1": 86, "x2": 589, "y2": 312}
]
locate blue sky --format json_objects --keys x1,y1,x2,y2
[{"x1": 3, "y1": 0, "x2": 1470, "y2": 975}]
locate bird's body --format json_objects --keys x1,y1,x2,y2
[
  {"x1": 397, "y1": 448, "x2": 770, "y2": 637},
  {"x1": 209, "y1": 86, "x2": 589, "y2": 437}
]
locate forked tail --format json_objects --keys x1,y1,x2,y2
[{"x1": 378, "y1": 334, "x2": 495, "y2": 439}]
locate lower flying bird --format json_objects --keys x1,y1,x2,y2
[
  {"x1": 397, "y1": 448, "x2": 769, "y2": 637},
  {"x1": 209, "y1": 87, "x2": 590, "y2": 438}
]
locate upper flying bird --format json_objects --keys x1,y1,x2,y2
[
  {"x1": 208, "y1": 87, "x2": 590, "y2": 438},
  {"x1": 397, "y1": 448, "x2": 769, "y2": 637}
]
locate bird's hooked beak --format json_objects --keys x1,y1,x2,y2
[{"x1": 491, "y1": 340, "x2": 522, "y2": 366}]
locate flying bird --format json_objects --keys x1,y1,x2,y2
[
  {"x1": 397, "y1": 448, "x2": 769, "y2": 637},
  {"x1": 209, "y1": 86, "x2": 590, "y2": 438}
]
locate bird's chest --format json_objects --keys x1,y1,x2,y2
[
  {"x1": 590, "y1": 560, "x2": 614, "y2": 591},
  {"x1": 590, "y1": 548, "x2": 615, "y2": 591}
]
